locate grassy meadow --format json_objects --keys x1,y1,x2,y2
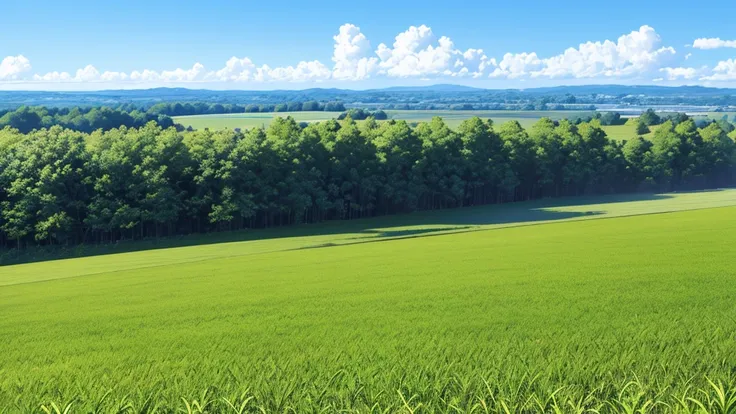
[
  {"x1": 2, "y1": 190, "x2": 736, "y2": 412},
  {"x1": 174, "y1": 110, "x2": 576, "y2": 129},
  {"x1": 173, "y1": 109, "x2": 717, "y2": 142},
  {"x1": 598, "y1": 123, "x2": 659, "y2": 141},
  {"x1": 172, "y1": 110, "x2": 585, "y2": 131},
  {"x1": 383, "y1": 110, "x2": 592, "y2": 129},
  {"x1": 172, "y1": 111, "x2": 342, "y2": 130}
]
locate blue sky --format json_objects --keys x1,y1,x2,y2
[{"x1": 1, "y1": 0, "x2": 736, "y2": 90}]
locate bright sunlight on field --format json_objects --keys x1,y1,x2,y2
[{"x1": 1, "y1": 190, "x2": 736, "y2": 412}]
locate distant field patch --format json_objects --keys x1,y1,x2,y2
[
  {"x1": 600, "y1": 123, "x2": 660, "y2": 141},
  {"x1": 384, "y1": 110, "x2": 595, "y2": 129},
  {"x1": 174, "y1": 110, "x2": 597, "y2": 131},
  {"x1": 173, "y1": 111, "x2": 343, "y2": 130}
]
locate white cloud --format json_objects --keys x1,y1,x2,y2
[
  {"x1": 33, "y1": 71, "x2": 72, "y2": 82},
  {"x1": 0, "y1": 55, "x2": 32, "y2": 80},
  {"x1": 263, "y1": 60, "x2": 331, "y2": 82},
  {"x1": 33, "y1": 65, "x2": 111, "y2": 82},
  {"x1": 372, "y1": 25, "x2": 497, "y2": 78},
  {"x1": 214, "y1": 57, "x2": 257, "y2": 81},
  {"x1": 490, "y1": 52, "x2": 543, "y2": 79},
  {"x1": 74, "y1": 65, "x2": 101, "y2": 82},
  {"x1": 701, "y1": 59, "x2": 736, "y2": 81},
  {"x1": 692, "y1": 38, "x2": 736, "y2": 50},
  {"x1": 659, "y1": 66, "x2": 699, "y2": 80},
  {"x1": 375, "y1": 25, "x2": 453, "y2": 77},
  {"x1": 100, "y1": 71, "x2": 129, "y2": 82},
  {"x1": 332, "y1": 24, "x2": 379, "y2": 80},
  {"x1": 459, "y1": 49, "x2": 497, "y2": 78},
  {"x1": 4, "y1": 24, "x2": 735, "y2": 87},
  {"x1": 532, "y1": 26, "x2": 676, "y2": 79},
  {"x1": 160, "y1": 63, "x2": 207, "y2": 82},
  {"x1": 129, "y1": 69, "x2": 161, "y2": 82},
  {"x1": 212, "y1": 57, "x2": 330, "y2": 82}
]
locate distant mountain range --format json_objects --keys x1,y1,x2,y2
[{"x1": 0, "y1": 84, "x2": 735, "y2": 109}]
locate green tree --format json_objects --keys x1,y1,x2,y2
[
  {"x1": 639, "y1": 109, "x2": 661, "y2": 126},
  {"x1": 0, "y1": 126, "x2": 88, "y2": 246},
  {"x1": 635, "y1": 119, "x2": 650, "y2": 135},
  {"x1": 415, "y1": 117, "x2": 466, "y2": 209}
]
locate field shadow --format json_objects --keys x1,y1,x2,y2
[{"x1": 1, "y1": 192, "x2": 676, "y2": 266}]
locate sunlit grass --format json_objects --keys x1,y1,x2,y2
[{"x1": 1, "y1": 198, "x2": 735, "y2": 411}]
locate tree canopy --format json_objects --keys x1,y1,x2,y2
[{"x1": 0, "y1": 114, "x2": 734, "y2": 251}]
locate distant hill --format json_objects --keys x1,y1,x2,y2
[
  {"x1": 1, "y1": 84, "x2": 735, "y2": 109},
  {"x1": 519, "y1": 84, "x2": 736, "y2": 97},
  {"x1": 368, "y1": 84, "x2": 486, "y2": 92}
]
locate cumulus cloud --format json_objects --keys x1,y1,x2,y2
[
  {"x1": 658, "y1": 66, "x2": 700, "y2": 80},
  {"x1": 372, "y1": 25, "x2": 498, "y2": 78},
  {"x1": 212, "y1": 57, "x2": 330, "y2": 82},
  {"x1": 490, "y1": 53, "x2": 543, "y2": 79},
  {"x1": 160, "y1": 63, "x2": 207, "y2": 82},
  {"x1": 332, "y1": 24, "x2": 379, "y2": 80},
  {"x1": 692, "y1": 38, "x2": 736, "y2": 50},
  {"x1": 263, "y1": 61, "x2": 331, "y2": 82},
  {"x1": 532, "y1": 26, "x2": 676, "y2": 79},
  {"x1": 701, "y1": 59, "x2": 736, "y2": 81},
  {"x1": 0, "y1": 55, "x2": 32, "y2": 80},
  {"x1": 4, "y1": 24, "x2": 735, "y2": 86}
]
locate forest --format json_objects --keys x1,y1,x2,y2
[
  {"x1": 0, "y1": 101, "x2": 351, "y2": 134},
  {"x1": 147, "y1": 100, "x2": 347, "y2": 116},
  {"x1": 0, "y1": 105, "x2": 175, "y2": 134},
  {"x1": 1, "y1": 114, "x2": 735, "y2": 250}
]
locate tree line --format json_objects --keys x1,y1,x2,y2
[
  {"x1": 1, "y1": 114, "x2": 734, "y2": 250},
  {"x1": 147, "y1": 101, "x2": 347, "y2": 117},
  {"x1": 337, "y1": 108, "x2": 389, "y2": 120},
  {"x1": 0, "y1": 101, "x2": 351, "y2": 134},
  {"x1": 0, "y1": 105, "x2": 175, "y2": 134}
]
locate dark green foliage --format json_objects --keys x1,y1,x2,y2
[
  {"x1": 595, "y1": 111, "x2": 624, "y2": 126},
  {"x1": 716, "y1": 117, "x2": 735, "y2": 133},
  {"x1": 639, "y1": 108, "x2": 661, "y2": 126},
  {"x1": 0, "y1": 105, "x2": 173, "y2": 133},
  {"x1": 635, "y1": 119, "x2": 650, "y2": 135},
  {"x1": 0, "y1": 114, "x2": 734, "y2": 250},
  {"x1": 146, "y1": 101, "x2": 344, "y2": 117},
  {"x1": 337, "y1": 108, "x2": 388, "y2": 120}
]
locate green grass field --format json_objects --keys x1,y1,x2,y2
[
  {"x1": 173, "y1": 110, "x2": 596, "y2": 132},
  {"x1": 2, "y1": 190, "x2": 736, "y2": 412},
  {"x1": 174, "y1": 111, "x2": 735, "y2": 143},
  {"x1": 173, "y1": 111, "x2": 342, "y2": 130},
  {"x1": 172, "y1": 110, "x2": 714, "y2": 142},
  {"x1": 599, "y1": 123, "x2": 660, "y2": 141},
  {"x1": 383, "y1": 110, "x2": 594, "y2": 129}
]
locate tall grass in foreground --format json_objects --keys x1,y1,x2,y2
[{"x1": 26, "y1": 376, "x2": 736, "y2": 413}]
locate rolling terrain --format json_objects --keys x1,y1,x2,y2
[{"x1": 2, "y1": 190, "x2": 736, "y2": 412}]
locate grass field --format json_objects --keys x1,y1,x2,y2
[
  {"x1": 599, "y1": 123, "x2": 659, "y2": 141},
  {"x1": 173, "y1": 111, "x2": 342, "y2": 130},
  {"x1": 2, "y1": 190, "x2": 736, "y2": 412},
  {"x1": 383, "y1": 110, "x2": 593, "y2": 129},
  {"x1": 173, "y1": 110, "x2": 590, "y2": 131},
  {"x1": 172, "y1": 110, "x2": 699, "y2": 141}
]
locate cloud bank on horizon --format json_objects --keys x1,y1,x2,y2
[{"x1": 1, "y1": 24, "x2": 735, "y2": 89}]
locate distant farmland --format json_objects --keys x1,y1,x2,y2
[
  {"x1": 173, "y1": 110, "x2": 595, "y2": 130},
  {"x1": 173, "y1": 111, "x2": 342, "y2": 130},
  {"x1": 173, "y1": 109, "x2": 733, "y2": 142}
]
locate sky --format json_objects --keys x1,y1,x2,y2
[{"x1": 1, "y1": 0, "x2": 736, "y2": 91}]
